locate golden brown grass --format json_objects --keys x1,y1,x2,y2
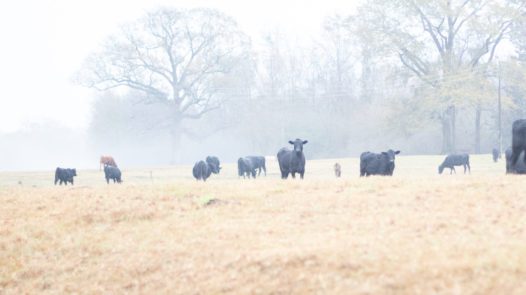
[{"x1": 1, "y1": 155, "x2": 526, "y2": 294}]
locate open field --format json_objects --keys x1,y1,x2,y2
[{"x1": 1, "y1": 155, "x2": 526, "y2": 294}]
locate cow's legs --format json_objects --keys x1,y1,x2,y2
[
  {"x1": 291, "y1": 172, "x2": 296, "y2": 179},
  {"x1": 511, "y1": 146, "x2": 522, "y2": 168},
  {"x1": 360, "y1": 163, "x2": 367, "y2": 177},
  {"x1": 300, "y1": 171, "x2": 304, "y2": 179}
]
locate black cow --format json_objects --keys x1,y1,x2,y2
[
  {"x1": 193, "y1": 160, "x2": 213, "y2": 181},
  {"x1": 360, "y1": 150, "x2": 400, "y2": 176},
  {"x1": 238, "y1": 157, "x2": 256, "y2": 179},
  {"x1": 277, "y1": 139, "x2": 308, "y2": 179},
  {"x1": 104, "y1": 165, "x2": 122, "y2": 183},
  {"x1": 206, "y1": 156, "x2": 221, "y2": 174},
  {"x1": 492, "y1": 148, "x2": 500, "y2": 163},
  {"x1": 438, "y1": 154, "x2": 470, "y2": 174},
  {"x1": 54, "y1": 167, "x2": 77, "y2": 185},
  {"x1": 510, "y1": 119, "x2": 526, "y2": 171},
  {"x1": 505, "y1": 147, "x2": 526, "y2": 174},
  {"x1": 245, "y1": 156, "x2": 266, "y2": 176}
]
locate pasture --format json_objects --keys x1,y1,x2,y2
[{"x1": 1, "y1": 155, "x2": 526, "y2": 294}]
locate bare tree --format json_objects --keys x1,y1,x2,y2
[
  {"x1": 318, "y1": 14, "x2": 357, "y2": 112},
  {"x1": 79, "y1": 8, "x2": 253, "y2": 159},
  {"x1": 356, "y1": 0, "x2": 525, "y2": 153}
]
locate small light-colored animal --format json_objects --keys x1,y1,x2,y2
[{"x1": 334, "y1": 163, "x2": 341, "y2": 177}]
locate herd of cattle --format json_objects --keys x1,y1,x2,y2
[{"x1": 53, "y1": 119, "x2": 526, "y2": 185}]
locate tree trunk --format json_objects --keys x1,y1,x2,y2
[
  {"x1": 475, "y1": 105, "x2": 482, "y2": 154},
  {"x1": 169, "y1": 116, "x2": 184, "y2": 165},
  {"x1": 451, "y1": 105, "x2": 456, "y2": 152},
  {"x1": 441, "y1": 106, "x2": 456, "y2": 154}
]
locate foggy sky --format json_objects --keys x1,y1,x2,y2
[{"x1": 0, "y1": 0, "x2": 361, "y2": 134}]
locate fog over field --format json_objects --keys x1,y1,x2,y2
[
  {"x1": 1, "y1": 0, "x2": 526, "y2": 171},
  {"x1": 2, "y1": 1, "x2": 526, "y2": 293}
]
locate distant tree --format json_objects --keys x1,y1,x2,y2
[
  {"x1": 318, "y1": 14, "x2": 357, "y2": 112},
  {"x1": 78, "y1": 7, "x2": 253, "y2": 159},
  {"x1": 355, "y1": 0, "x2": 525, "y2": 153}
]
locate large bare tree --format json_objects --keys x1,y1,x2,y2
[
  {"x1": 79, "y1": 8, "x2": 252, "y2": 154},
  {"x1": 356, "y1": 0, "x2": 525, "y2": 153}
]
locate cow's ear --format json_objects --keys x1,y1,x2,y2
[
  {"x1": 288, "y1": 140, "x2": 294, "y2": 145},
  {"x1": 303, "y1": 140, "x2": 308, "y2": 144},
  {"x1": 395, "y1": 150, "x2": 400, "y2": 154}
]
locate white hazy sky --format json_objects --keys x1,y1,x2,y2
[{"x1": 0, "y1": 0, "x2": 361, "y2": 134}]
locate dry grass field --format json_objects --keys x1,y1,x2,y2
[{"x1": 1, "y1": 154, "x2": 526, "y2": 294}]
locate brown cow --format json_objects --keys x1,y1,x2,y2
[{"x1": 100, "y1": 156, "x2": 117, "y2": 170}]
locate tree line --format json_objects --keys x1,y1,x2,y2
[{"x1": 78, "y1": 1, "x2": 526, "y2": 163}]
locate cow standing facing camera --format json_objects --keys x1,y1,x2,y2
[{"x1": 277, "y1": 139, "x2": 308, "y2": 179}]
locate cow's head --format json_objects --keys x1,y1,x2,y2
[
  {"x1": 71, "y1": 169, "x2": 77, "y2": 176},
  {"x1": 206, "y1": 156, "x2": 221, "y2": 174},
  {"x1": 381, "y1": 149, "x2": 400, "y2": 163},
  {"x1": 438, "y1": 164, "x2": 444, "y2": 174},
  {"x1": 289, "y1": 139, "x2": 308, "y2": 154}
]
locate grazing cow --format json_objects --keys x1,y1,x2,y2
[
  {"x1": 206, "y1": 156, "x2": 221, "y2": 174},
  {"x1": 104, "y1": 165, "x2": 122, "y2": 183},
  {"x1": 54, "y1": 167, "x2": 77, "y2": 185},
  {"x1": 193, "y1": 160, "x2": 213, "y2": 181},
  {"x1": 245, "y1": 156, "x2": 266, "y2": 176},
  {"x1": 492, "y1": 148, "x2": 500, "y2": 162},
  {"x1": 334, "y1": 163, "x2": 341, "y2": 178},
  {"x1": 505, "y1": 147, "x2": 526, "y2": 174},
  {"x1": 360, "y1": 150, "x2": 400, "y2": 177},
  {"x1": 238, "y1": 157, "x2": 256, "y2": 179},
  {"x1": 510, "y1": 119, "x2": 526, "y2": 171},
  {"x1": 100, "y1": 156, "x2": 117, "y2": 170},
  {"x1": 277, "y1": 139, "x2": 308, "y2": 179},
  {"x1": 438, "y1": 154, "x2": 471, "y2": 174}
]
